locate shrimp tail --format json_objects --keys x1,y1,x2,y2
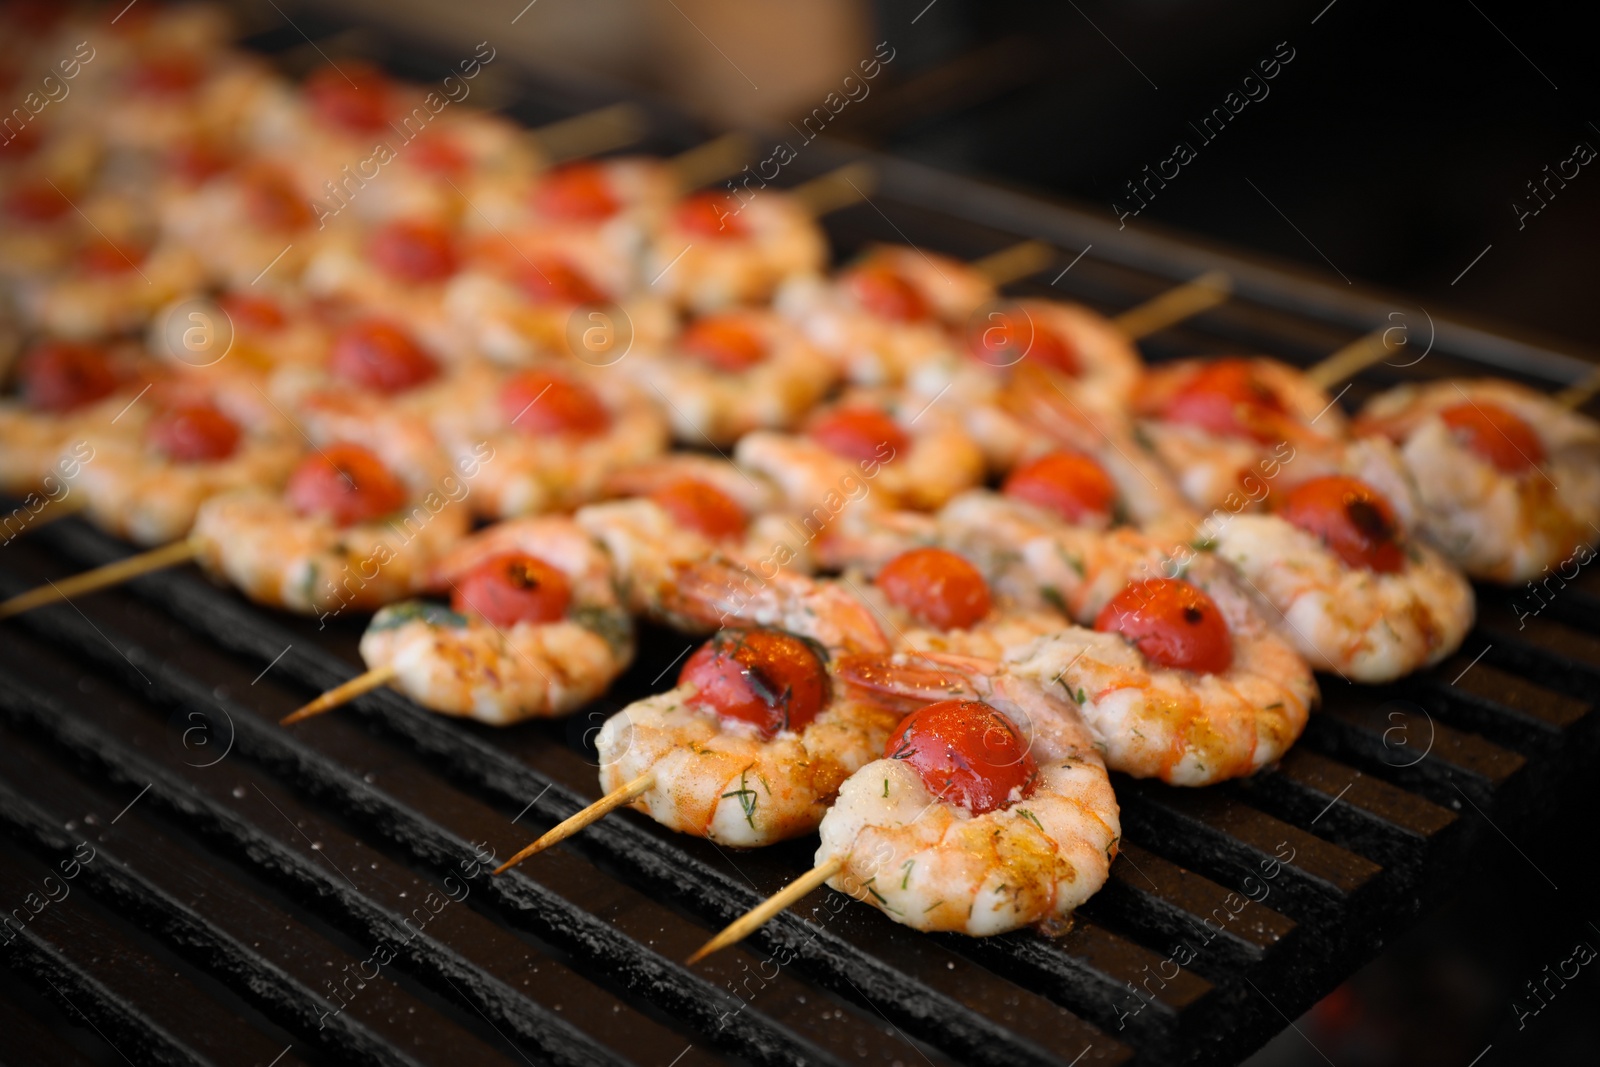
[{"x1": 834, "y1": 651, "x2": 992, "y2": 710}]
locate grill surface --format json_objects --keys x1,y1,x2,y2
[{"x1": 3, "y1": 19, "x2": 1599, "y2": 1067}]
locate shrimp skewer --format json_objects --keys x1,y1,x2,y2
[
  {"x1": 1355, "y1": 378, "x2": 1600, "y2": 583},
  {"x1": 689, "y1": 684, "x2": 1118, "y2": 957},
  {"x1": 283, "y1": 517, "x2": 633, "y2": 725}
]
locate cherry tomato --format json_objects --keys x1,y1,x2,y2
[
  {"x1": 218, "y1": 292, "x2": 286, "y2": 333},
  {"x1": 450, "y1": 552, "x2": 573, "y2": 627},
  {"x1": 648, "y1": 479, "x2": 747, "y2": 541},
  {"x1": 532, "y1": 161, "x2": 621, "y2": 221},
  {"x1": 78, "y1": 238, "x2": 144, "y2": 275},
  {"x1": 129, "y1": 54, "x2": 204, "y2": 95},
  {"x1": 329, "y1": 319, "x2": 439, "y2": 394},
  {"x1": 967, "y1": 312, "x2": 1079, "y2": 374},
  {"x1": 515, "y1": 257, "x2": 607, "y2": 306},
  {"x1": 885, "y1": 699, "x2": 1037, "y2": 816},
  {"x1": 500, "y1": 370, "x2": 610, "y2": 437},
  {"x1": 1095, "y1": 578, "x2": 1234, "y2": 674},
  {"x1": 1160, "y1": 358, "x2": 1288, "y2": 443},
  {"x1": 305, "y1": 62, "x2": 393, "y2": 134},
  {"x1": 1002, "y1": 451, "x2": 1116, "y2": 524},
  {"x1": 4, "y1": 178, "x2": 70, "y2": 222},
  {"x1": 672, "y1": 191, "x2": 746, "y2": 238},
  {"x1": 806, "y1": 406, "x2": 908, "y2": 465},
  {"x1": 843, "y1": 263, "x2": 930, "y2": 322},
  {"x1": 147, "y1": 402, "x2": 241, "y2": 463},
  {"x1": 286, "y1": 442, "x2": 407, "y2": 526},
  {"x1": 408, "y1": 132, "x2": 469, "y2": 177},
  {"x1": 678, "y1": 628, "x2": 830, "y2": 738},
  {"x1": 1276, "y1": 475, "x2": 1405, "y2": 573},
  {"x1": 169, "y1": 138, "x2": 229, "y2": 184},
  {"x1": 241, "y1": 166, "x2": 313, "y2": 231},
  {"x1": 367, "y1": 219, "x2": 458, "y2": 283},
  {"x1": 0, "y1": 124, "x2": 42, "y2": 160},
  {"x1": 875, "y1": 548, "x2": 991, "y2": 631},
  {"x1": 16, "y1": 341, "x2": 118, "y2": 413},
  {"x1": 1439, "y1": 401, "x2": 1545, "y2": 473},
  {"x1": 679, "y1": 314, "x2": 767, "y2": 372}
]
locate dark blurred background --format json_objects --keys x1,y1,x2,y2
[{"x1": 280, "y1": 0, "x2": 1600, "y2": 1061}]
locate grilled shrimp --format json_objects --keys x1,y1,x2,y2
[
  {"x1": 775, "y1": 245, "x2": 991, "y2": 385},
  {"x1": 428, "y1": 362, "x2": 669, "y2": 519},
  {"x1": 191, "y1": 436, "x2": 470, "y2": 616},
  {"x1": 629, "y1": 309, "x2": 838, "y2": 446},
  {"x1": 1356, "y1": 378, "x2": 1600, "y2": 583},
  {"x1": 161, "y1": 162, "x2": 321, "y2": 290},
  {"x1": 596, "y1": 631, "x2": 904, "y2": 845},
  {"x1": 643, "y1": 189, "x2": 828, "y2": 312},
  {"x1": 357, "y1": 517, "x2": 634, "y2": 724},
  {"x1": 0, "y1": 340, "x2": 147, "y2": 496},
  {"x1": 1214, "y1": 507, "x2": 1475, "y2": 683},
  {"x1": 66, "y1": 378, "x2": 300, "y2": 545},
  {"x1": 735, "y1": 388, "x2": 985, "y2": 514},
  {"x1": 816, "y1": 676, "x2": 1119, "y2": 935},
  {"x1": 14, "y1": 237, "x2": 207, "y2": 339},
  {"x1": 1133, "y1": 357, "x2": 1346, "y2": 513}
]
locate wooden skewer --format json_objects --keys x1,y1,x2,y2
[
  {"x1": 1556, "y1": 365, "x2": 1600, "y2": 410},
  {"x1": 533, "y1": 103, "x2": 648, "y2": 165},
  {"x1": 971, "y1": 239, "x2": 1054, "y2": 288},
  {"x1": 493, "y1": 772, "x2": 656, "y2": 874},
  {"x1": 787, "y1": 162, "x2": 876, "y2": 218},
  {"x1": 686, "y1": 855, "x2": 845, "y2": 965},
  {"x1": 670, "y1": 132, "x2": 756, "y2": 192},
  {"x1": 1112, "y1": 270, "x2": 1232, "y2": 341},
  {"x1": 280, "y1": 665, "x2": 399, "y2": 725},
  {"x1": 1303, "y1": 327, "x2": 1397, "y2": 391},
  {"x1": 0, "y1": 536, "x2": 201, "y2": 620}
]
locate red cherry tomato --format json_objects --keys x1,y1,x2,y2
[
  {"x1": 218, "y1": 293, "x2": 286, "y2": 333},
  {"x1": 1002, "y1": 451, "x2": 1116, "y2": 524},
  {"x1": 875, "y1": 548, "x2": 992, "y2": 631},
  {"x1": 147, "y1": 402, "x2": 241, "y2": 463},
  {"x1": 500, "y1": 370, "x2": 610, "y2": 437},
  {"x1": 968, "y1": 312, "x2": 1079, "y2": 374},
  {"x1": 286, "y1": 442, "x2": 408, "y2": 527},
  {"x1": 1095, "y1": 578, "x2": 1234, "y2": 674},
  {"x1": 330, "y1": 320, "x2": 439, "y2": 395},
  {"x1": 1160, "y1": 358, "x2": 1288, "y2": 443},
  {"x1": 241, "y1": 166, "x2": 313, "y2": 231},
  {"x1": 885, "y1": 699, "x2": 1038, "y2": 816},
  {"x1": 678, "y1": 628, "x2": 830, "y2": 738},
  {"x1": 532, "y1": 161, "x2": 621, "y2": 221},
  {"x1": 4, "y1": 178, "x2": 71, "y2": 222},
  {"x1": 305, "y1": 62, "x2": 394, "y2": 134},
  {"x1": 78, "y1": 238, "x2": 145, "y2": 275},
  {"x1": 408, "y1": 132, "x2": 469, "y2": 177},
  {"x1": 367, "y1": 219, "x2": 458, "y2": 283},
  {"x1": 843, "y1": 263, "x2": 931, "y2": 322},
  {"x1": 1439, "y1": 401, "x2": 1545, "y2": 473},
  {"x1": 450, "y1": 552, "x2": 573, "y2": 627},
  {"x1": 648, "y1": 479, "x2": 747, "y2": 541},
  {"x1": 1276, "y1": 475, "x2": 1405, "y2": 573},
  {"x1": 672, "y1": 191, "x2": 746, "y2": 238},
  {"x1": 680, "y1": 314, "x2": 767, "y2": 372},
  {"x1": 16, "y1": 341, "x2": 118, "y2": 413},
  {"x1": 169, "y1": 138, "x2": 230, "y2": 183},
  {"x1": 129, "y1": 54, "x2": 204, "y2": 95},
  {"x1": 0, "y1": 124, "x2": 42, "y2": 159},
  {"x1": 516, "y1": 257, "x2": 607, "y2": 306},
  {"x1": 806, "y1": 406, "x2": 908, "y2": 466}
]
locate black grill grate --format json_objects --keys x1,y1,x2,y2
[{"x1": 3, "y1": 21, "x2": 1599, "y2": 1067}]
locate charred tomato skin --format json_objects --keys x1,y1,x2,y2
[{"x1": 678, "y1": 628, "x2": 830, "y2": 739}]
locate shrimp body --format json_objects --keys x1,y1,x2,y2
[
  {"x1": 631, "y1": 310, "x2": 837, "y2": 446},
  {"x1": 1003, "y1": 556, "x2": 1318, "y2": 784},
  {"x1": 1214, "y1": 513, "x2": 1475, "y2": 682},
  {"x1": 818, "y1": 670, "x2": 1119, "y2": 935},
  {"x1": 429, "y1": 363, "x2": 669, "y2": 518},
  {"x1": 16, "y1": 240, "x2": 206, "y2": 339},
  {"x1": 1357, "y1": 379, "x2": 1600, "y2": 582},
  {"x1": 360, "y1": 517, "x2": 634, "y2": 724},
  {"x1": 645, "y1": 191, "x2": 827, "y2": 312},
  {"x1": 662, "y1": 558, "x2": 893, "y2": 654},
  {"x1": 597, "y1": 686, "x2": 903, "y2": 846}
]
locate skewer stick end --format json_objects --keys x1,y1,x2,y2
[
  {"x1": 0, "y1": 536, "x2": 201, "y2": 620},
  {"x1": 493, "y1": 773, "x2": 656, "y2": 875},
  {"x1": 686, "y1": 854, "x2": 845, "y2": 966},
  {"x1": 280, "y1": 665, "x2": 398, "y2": 725}
]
